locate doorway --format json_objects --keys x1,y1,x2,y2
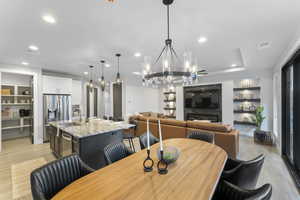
[
  {"x1": 113, "y1": 83, "x2": 122, "y2": 120},
  {"x1": 1, "y1": 72, "x2": 34, "y2": 147},
  {"x1": 86, "y1": 86, "x2": 98, "y2": 118}
]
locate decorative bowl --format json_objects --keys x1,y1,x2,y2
[{"x1": 157, "y1": 146, "x2": 180, "y2": 164}]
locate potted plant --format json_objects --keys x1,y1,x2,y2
[
  {"x1": 251, "y1": 106, "x2": 266, "y2": 131},
  {"x1": 251, "y1": 106, "x2": 275, "y2": 145}
]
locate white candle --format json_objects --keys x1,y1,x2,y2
[
  {"x1": 158, "y1": 120, "x2": 163, "y2": 151},
  {"x1": 147, "y1": 119, "x2": 150, "y2": 150}
]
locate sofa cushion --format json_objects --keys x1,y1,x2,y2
[
  {"x1": 159, "y1": 119, "x2": 187, "y2": 127},
  {"x1": 186, "y1": 121, "x2": 232, "y2": 132}
]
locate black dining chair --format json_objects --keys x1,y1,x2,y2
[
  {"x1": 104, "y1": 142, "x2": 133, "y2": 165},
  {"x1": 222, "y1": 154, "x2": 265, "y2": 190},
  {"x1": 187, "y1": 131, "x2": 214, "y2": 143},
  {"x1": 139, "y1": 132, "x2": 159, "y2": 150},
  {"x1": 123, "y1": 132, "x2": 136, "y2": 152},
  {"x1": 212, "y1": 180, "x2": 272, "y2": 200},
  {"x1": 30, "y1": 154, "x2": 94, "y2": 200}
]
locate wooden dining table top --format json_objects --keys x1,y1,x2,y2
[{"x1": 52, "y1": 138, "x2": 227, "y2": 200}]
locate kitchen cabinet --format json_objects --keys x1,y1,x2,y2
[{"x1": 42, "y1": 75, "x2": 72, "y2": 94}]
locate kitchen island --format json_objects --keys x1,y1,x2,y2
[{"x1": 47, "y1": 119, "x2": 135, "y2": 169}]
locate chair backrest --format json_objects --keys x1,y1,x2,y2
[
  {"x1": 213, "y1": 180, "x2": 272, "y2": 200},
  {"x1": 104, "y1": 142, "x2": 132, "y2": 165},
  {"x1": 187, "y1": 131, "x2": 214, "y2": 143},
  {"x1": 226, "y1": 154, "x2": 265, "y2": 190},
  {"x1": 139, "y1": 132, "x2": 159, "y2": 150},
  {"x1": 30, "y1": 154, "x2": 93, "y2": 200}
]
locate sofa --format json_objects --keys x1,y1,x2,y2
[{"x1": 129, "y1": 115, "x2": 239, "y2": 158}]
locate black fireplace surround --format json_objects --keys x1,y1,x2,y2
[{"x1": 184, "y1": 84, "x2": 222, "y2": 122}]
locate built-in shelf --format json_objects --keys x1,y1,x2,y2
[
  {"x1": 234, "y1": 120, "x2": 256, "y2": 126},
  {"x1": 164, "y1": 107, "x2": 176, "y2": 110},
  {"x1": 164, "y1": 92, "x2": 176, "y2": 95},
  {"x1": 233, "y1": 87, "x2": 260, "y2": 91},
  {"x1": 234, "y1": 110, "x2": 256, "y2": 114},
  {"x1": 2, "y1": 125, "x2": 32, "y2": 130},
  {"x1": 2, "y1": 117, "x2": 32, "y2": 121},
  {"x1": 1, "y1": 95, "x2": 32, "y2": 97},
  {"x1": 164, "y1": 99, "x2": 176, "y2": 102},
  {"x1": 165, "y1": 115, "x2": 176, "y2": 119},
  {"x1": 233, "y1": 99, "x2": 261, "y2": 102},
  {"x1": 2, "y1": 103, "x2": 31, "y2": 106}
]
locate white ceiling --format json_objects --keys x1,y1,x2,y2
[{"x1": 0, "y1": 0, "x2": 300, "y2": 83}]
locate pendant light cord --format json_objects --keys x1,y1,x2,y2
[
  {"x1": 118, "y1": 57, "x2": 120, "y2": 73},
  {"x1": 167, "y1": 5, "x2": 170, "y2": 40}
]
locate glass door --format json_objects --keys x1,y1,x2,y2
[{"x1": 285, "y1": 65, "x2": 294, "y2": 163}]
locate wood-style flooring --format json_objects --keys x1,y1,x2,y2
[{"x1": 0, "y1": 136, "x2": 299, "y2": 200}]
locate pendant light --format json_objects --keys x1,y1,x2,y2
[
  {"x1": 88, "y1": 65, "x2": 94, "y2": 92},
  {"x1": 115, "y1": 53, "x2": 122, "y2": 84},
  {"x1": 100, "y1": 60, "x2": 106, "y2": 91}
]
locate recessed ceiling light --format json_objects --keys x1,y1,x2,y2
[
  {"x1": 198, "y1": 37, "x2": 207, "y2": 44},
  {"x1": 224, "y1": 67, "x2": 245, "y2": 73},
  {"x1": 42, "y1": 15, "x2": 56, "y2": 24},
  {"x1": 105, "y1": 64, "x2": 110, "y2": 68},
  {"x1": 84, "y1": 72, "x2": 88, "y2": 75},
  {"x1": 134, "y1": 52, "x2": 141, "y2": 57},
  {"x1": 28, "y1": 45, "x2": 39, "y2": 51},
  {"x1": 133, "y1": 72, "x2": 141, "y2": 75},
  {"x1": 21, "y1": 61, "x2": 29, "y2": 66},
  {"x1": 231, "y1": 64, "x2": 238, "y2": 67},
  {"x1": 258, "y1": 41, "x2": 270, "y2": 49}
]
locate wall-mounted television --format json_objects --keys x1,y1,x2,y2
[{"x1": 184, "y1": 84, "x2": 221, "y2": 109}]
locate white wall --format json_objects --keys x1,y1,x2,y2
[
  {"x1": 124, "y1": 85, "x2": 160, "y2": 118},
  {"x1": 72, "y1": 80, "x2": 83, "y2": 106},
  {"x1": 0, "y1": 64, "x2": 43, "y2": 147}
]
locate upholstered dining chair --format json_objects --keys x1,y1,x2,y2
[
  {"x1": 187, "y1": 131, "x2": 214, "y2": 143},
  {"x1": 139, "y1": 132, "x2": 159, "y2": 150},
  {"x1": 30, "y1": 154, "x2": 94, "y2": 200},
  {"x1": 222, "y1": 154, "x2": 265, "y2": 190},
  {"x1": 212, "y1": 180, "x2": 272, "y2": 200},
  {"x1": 104, "y1": 142, "x2": 133, "y2": 165}
]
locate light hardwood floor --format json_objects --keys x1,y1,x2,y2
[{"x1": 0, "y1": 136, "x2": 299, "y2": 200}]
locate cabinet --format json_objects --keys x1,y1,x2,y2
[{"x1": 42, "y1": 75, "x2": 72, "y2": 94}]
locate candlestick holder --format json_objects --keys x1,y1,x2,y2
[
  {"x1": 143, "y1": 149, "x2": 154, "y2": 172},
  {"x1": 157, "y1": 150, "x2": 168, "y2": 174}
]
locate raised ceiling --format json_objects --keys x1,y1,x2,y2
[{"x1": 0, "y1": 0, "x2": 300, "y2": 83}]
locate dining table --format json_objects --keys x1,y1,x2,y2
[{"x1": 52, "y1": 138, "x2": 227, "y2": 200}]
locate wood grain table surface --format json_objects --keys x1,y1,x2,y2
[{"x1": 52, "y1": 138, "x2": 227, "y2": 200}]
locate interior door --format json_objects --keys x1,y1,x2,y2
[{"x1": 113, "y1": 83, "x2": 122, "y2": 120}]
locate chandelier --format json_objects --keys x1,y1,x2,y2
[{"x1": 142, "y1": 0, "x2": 207, "y2": 87}]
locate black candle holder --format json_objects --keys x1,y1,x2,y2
[
  {"x1": 143, "y1": 149, "x2": 154, "y2": 172},
  {"x1": 157, "y1": 150, "x2": 168, "y2": 174}
]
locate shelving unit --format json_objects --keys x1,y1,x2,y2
[
  {"x1": 234, "y1": 120, "x2": 256, "y2": 126},
  {"x1": 233, "y1": 79, "x2": 261, "y2": 127},
  {"x1": 163, "y1": 87, "x2": 176, "y2": 119},
  {"x1": 233, "y1": 87, "x2": 260, "y2": 91},
  {"x1": 233, "y1": 98, "x2": 261, "y2": 102},
  {"x1": 1, "y1": 74, "x2": 33, "y2": 141}
]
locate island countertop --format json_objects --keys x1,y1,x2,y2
[{"x1": 49, "y1": 119, "x2": 135, "y2": 138}]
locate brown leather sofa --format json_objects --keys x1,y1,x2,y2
[{"x1": 129, "y1": 115, "x2": 239, "y2": 158}]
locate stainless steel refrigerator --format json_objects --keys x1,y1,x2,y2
[{"x1": 43, "y1": 94, "x2": 71, "y2": 142}]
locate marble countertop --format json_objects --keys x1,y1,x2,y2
[{"x1": 49, "y1": 119, "x2": 135, "y2": 138}]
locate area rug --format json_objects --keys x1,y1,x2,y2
[{"x1": 11, "y1": 157, "x2": 47, "y2": 200}]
